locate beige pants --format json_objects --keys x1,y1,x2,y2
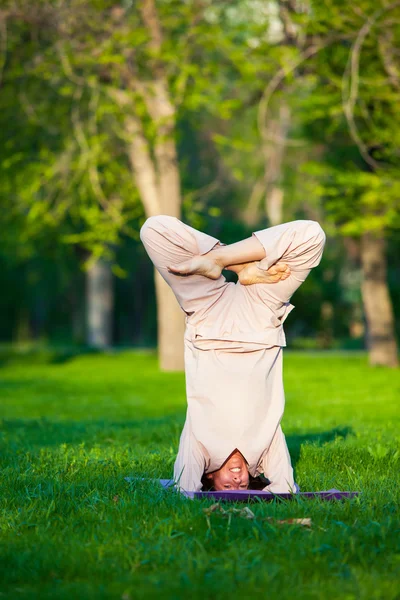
[{"x1": 140, "y1": 215, "x2": 324, "y2": 325}]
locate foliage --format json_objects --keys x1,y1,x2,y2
[
  {"x1": 0, "y1": 0, "x2": 275, "y2": 262},
  {"x1": 290, "y1": 0, "x2": 400, "y2": 236},
  {"x1": 0, "y1": 0, "x2": 399, "y2": 346}
]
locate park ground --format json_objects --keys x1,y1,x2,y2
[{"x1": 0, "y1": 348, "x2": 399, "y2": 599}]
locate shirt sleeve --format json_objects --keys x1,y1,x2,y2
[
  {"x1": 258, "y1": 424, "x2": 299, "y2": 494},
  {"x1": 173, "y1": 414, "x2": 206, "y2": 494},
  {"x1": 252, "y1": 220, "x2": 326, "y2": 272},
  {"x1": 250, "y1": 220, "x2": 326, "y2": 308}
]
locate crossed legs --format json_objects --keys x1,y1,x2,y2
[
  {"x1": 140, "y1": 215, "x2": 230, "y2": 319},
  {"x1": 166, "y1": 229, "x2": 291, "y2": 285},
  {"x1": 141, "y1": 215, "x2": 325, "y2": 321},
  {"x1": 140, "y1": 215, "x2": 291, "y2": 320}
]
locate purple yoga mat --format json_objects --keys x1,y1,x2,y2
[
  {"x1": 126, "y1": 478, "x2": 360, "y2": 501},
  {"x1": 192, "y1": 489, "x2": 359, "y2": 501}
]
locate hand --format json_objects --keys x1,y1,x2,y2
[{"x1": 226, "y1": 261, "x2": 291, "y2": 285}]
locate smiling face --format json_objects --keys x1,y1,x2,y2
[{"x1": 206, "y1": 450, "x2": 249, "y2": 491}]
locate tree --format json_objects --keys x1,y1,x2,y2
[
  {"x1": 255, "y1": 0, "x2": 400, "y2": 366},
  {"x1": 4, "y1": 0, "x2": 283, "y2": 368}
]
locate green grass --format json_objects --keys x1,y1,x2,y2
[{"x1": 1, "y1": 349, "x2": 399, "y2": 599}]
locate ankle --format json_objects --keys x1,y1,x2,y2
[{"x1": 204, "y1": 245, "x2": 227, "y2": 269}]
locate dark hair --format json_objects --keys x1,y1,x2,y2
[{"x1": 201, "y1": 472, "x2": 271, "y2": 492}]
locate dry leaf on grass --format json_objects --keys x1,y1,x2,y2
[
  {"x1": 235, "y1": 507, "x2": 255, "y2": 520},
  {"x1": 203, "y1": 504, "x2": 311, "y2": 527},
  {"x1": 203, "y1": 504, "x2": 255, "y2": 520},
  {"x1": 264, "y1": 517, "x2": 312, "y2": 527}
]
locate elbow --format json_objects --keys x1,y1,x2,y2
[
  {"x1": 139, "y1": 218, "x2": 152, "y2": 244},
  {"x1": 301, "y1": 220, "x2": 326, "y2": 248},
  {"x1": 139, "y1": 215, "x2": 162, "y2": 244},
  {"x1": 139, "y1": 216, "x2": 159, "y2": 243},
  {"x1": 290, "y1": 219, "x2": 326, "y2": 248},
  {"x1": 140, "y1": 214, "x2": 175, "y2": 244}
]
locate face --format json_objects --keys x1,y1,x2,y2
[{"x1": 207, "y1": 450, "x2": 249, "y2": 491}]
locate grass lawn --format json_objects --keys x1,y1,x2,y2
[{"x1": 0, "y1": 348, "x2": 399, "y2": 599}]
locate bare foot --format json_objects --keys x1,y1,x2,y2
[
  {"x1": 224, "y1": 262, "x2": 251, "y2": 275},
  {"x1": 167, "y1": 255, "x2": 223, "y2": 280},
  {"x1": 167, "y1": 256, "x2": 291, "y2": 284},
  {"x1": 234, "y1": 261, "x2": 291, "y2": 285}
]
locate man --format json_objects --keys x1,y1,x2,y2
[{"x1": 140, "y1": 216, "x2": 326, "y2": 493}]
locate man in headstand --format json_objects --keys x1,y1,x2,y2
[{"x1": 140, "y1": 216, "x2": 326, "y2": 493}]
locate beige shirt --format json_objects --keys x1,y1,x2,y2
[{"x1": 140, "y1": 217, "x2": 326, "y2": 493}]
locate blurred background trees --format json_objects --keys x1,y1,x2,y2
[{"x1": 0, "y1": 0, "x2": 399, "y2": 369}]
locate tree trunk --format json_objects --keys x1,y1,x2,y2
[
  {"x1": 266, "y1": 186, "x2": 284, "y2": 226},
  {"x1": 154, "y1": 271, "x2": 186, "y2": 370},
  {"x1": 123, "y1": 113, "x2": 184, "y2": 370},
  {"x1": 71, "y1": 290, "x2": 85, "y2": 345},
  {"x1": 243, "y1": 178, "x2": 265, "y2": 227},
  {"x1": 146, "y1": 83, "x2": 186, "y2": 370},
  {"x1": 31, "y1": 293, "x2": 47, "y2": 341},
  {"x1": 341, "y1": 237, "x2": 365, "y2": 341},
  {"x1": 108, "y1": 0, "x2": 186, "y2": 370},
  {"x1": 264, "y1": 103, "x2": 290, "y2": 226},
  {"x1": 86, "y1": 258, "x2": 114, "y2": 348},
  {"x1": 244, "y1": 102, "x2": 289, "y2": 227},
  {"x1": 14, "y1": 308, "x2": 32, "y2": 344},
  {"x1": 110, "y1": 94, "x2": 185, "y2": 369},
  {"x1": 360, "y1": 232, "x2": 398, "y2": 367}
]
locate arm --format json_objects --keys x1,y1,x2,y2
[
  {"x1": 206, "y1": 219, "x2": 324, "y2": 274},
  {"x1": 252, "y1": 220, "x2": 326, "y2": 273},
  {"x1": 173, "y1": 415, "x2": 206, "y2": 494},
  {"x1": 249, "y1": 220, "x2": 326, "y2": 307},
  {"x1": 165, "y1": 220, "x2": 325, "y2": 298},
  {"x1": 259, "y1": 424, "x2": 299, "y2": 494}
]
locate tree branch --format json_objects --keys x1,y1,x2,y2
[
  {"x1": 341, "y1": 1, "x2": 400, "y2": 170},
  {"x1": 141, "y1": 0, "x2": 163, "y2": 51},
  {"x1": 108, "y1": 87, "x2": 161, "y2": 217},
  {"x1": 277, "y1": 0, "x2": 299, "y2": 45},
  {"x1": 257, "y1": 41, "x2": 328, "y2": 157},
  {"x1": 378, "y1": 32, "x2": 400, "y2": 91}
]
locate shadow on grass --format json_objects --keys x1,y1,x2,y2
[
  {"x1": 0, "y1": 415, "x2": 184, "y2": 449},
  {"x1": 0, "y1": 345, "x2": 159, "y2": 368},
  {"x1": 2, "y1": 417, "x2": 354, "y2": 470},
  {"x1": 0, "y1": 346, "x2": 103, "y2": 368},
  {"x1": 287, "y1": 426, "x2": 354, "y2": 467}
]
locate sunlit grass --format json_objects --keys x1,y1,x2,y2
[{"x1": 0, "y1": 349, "x2": 399, "y2": 599}]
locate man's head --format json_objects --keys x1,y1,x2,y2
[{"x1": 205, "y1": 449, "x2": 249, "y2": 491}]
